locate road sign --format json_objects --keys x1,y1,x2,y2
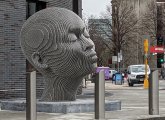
[
  {"x1": 112, "y1": 56, "x2": 117, "y2": 64},
  {"x1": 150, "y1": 46, "x2": 164, "y2": 53}
]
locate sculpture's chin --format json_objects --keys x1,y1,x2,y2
[
  {"x1": 93, "y1": 62, "x2": 98, "y2": 68},
  {"x1": 90, "y1": 62, "x2": 97, "y2": 73}
]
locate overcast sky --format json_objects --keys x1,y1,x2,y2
[{"x1": 82, "y1": 0, "x2": 111, "y2": 18}]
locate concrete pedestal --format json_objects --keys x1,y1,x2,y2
[{"x1": 1, "y1": 99, "x2": 121, "y2": 113}]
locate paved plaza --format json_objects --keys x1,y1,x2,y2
[{"x1": 1, "y1": 80, "x2": 165, "y2": 120}]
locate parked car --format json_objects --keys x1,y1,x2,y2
[
  {"x1": 109, "y1": 70, "x2": 117, "y2": 79},
  {"x1": 127, "y1": 64, "x2": 150, "y2": 86}
]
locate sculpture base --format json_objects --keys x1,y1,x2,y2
[{"x1": 1, "y1": 99, "x2": 121, "y2": 113}]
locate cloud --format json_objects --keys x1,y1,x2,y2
[{"x1": 82, "y1": 0, "x2": 111, "y2": 18}]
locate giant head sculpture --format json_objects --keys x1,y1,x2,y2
[{"x1": 20, "y1": 7, "x2": 97, "y2": 101}]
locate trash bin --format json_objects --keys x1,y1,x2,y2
[{"x1": 114, "y1": 73, "x2": 122, "y2": 85}]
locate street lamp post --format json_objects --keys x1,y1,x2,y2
[{"x1": 112, "y1": 0, "x2": 120, "y2": 71}]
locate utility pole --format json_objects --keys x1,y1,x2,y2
[
  {"x1": 112, "y1": 0, "x2": 119, "y2": 71},
  {"x1": 117, "y1": 52, "x2": 120, "y2": 72}
]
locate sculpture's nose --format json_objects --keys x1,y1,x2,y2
[{"x1": 82, "y1": 38, "x2": 95, "y2": 51}]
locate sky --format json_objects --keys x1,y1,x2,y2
[{"x1": 82, "y1": 0, "x2": 111, "y2": 18}]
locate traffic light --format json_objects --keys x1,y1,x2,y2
[
  {"x1": 157, "y1": 36, "x2": 164, "y2": 68},
  {"x1": 157, "y1": 36, "x2": 163, "y2": 46},
  {"x1": 157, "y1": 53, "x2": 164, "y2": 68}
]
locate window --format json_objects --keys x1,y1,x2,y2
[
  {"x1": 26, "y1": 0, "x2": 46, "y2": 19},
  {"x1": 26, "y1": 2, "x2": 36, "y2": 18},
  {"x1": 73, "y1": 0, "x2": 79, "y2": 15}
]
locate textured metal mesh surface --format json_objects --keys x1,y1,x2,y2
[{"x1": 20, "y1": 7, "x2": 97, "y2": 101}]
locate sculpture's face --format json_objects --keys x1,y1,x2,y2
[
  {"x1": 47, "y1": 17, "x2": 97, "y2": 77},
  {"x1": 20, "y1": 7, "x2": 97, "y2": 78},
  {"x1": 20, "y1": 8, "x2": 98, "y2": 101}
]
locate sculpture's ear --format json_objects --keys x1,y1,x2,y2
[{"x1": 31, "y1": 52, "x2": 48, "y2": 69}]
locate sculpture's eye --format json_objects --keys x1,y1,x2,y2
[
  {"x1": 68, "y1": 33, "x2": 78, "y2": 42},
  {"x1": 75, "y1": 32, "x2": 80, "y2": 39},
  {"x1": 79, "y1": 28, "x2": 90, "y2": 39}
]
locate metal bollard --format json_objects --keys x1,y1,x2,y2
[
  {"x1": 26, "y1": 71, "x2": 37, "y2": 120},
  {"x1": 95, "y1": 70, "x2": 105, "y2": 119},
  {"x1": 149, "y1": 70, "x2": 159, "y2": 115}
]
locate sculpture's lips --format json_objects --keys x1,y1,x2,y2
[
  {"x1": 91, "y1": 55, "x2": 98, "y2": 63},
  {"x1": 89, "y1": 52, "x2": 98, "y2": 63}
]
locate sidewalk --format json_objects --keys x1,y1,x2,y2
[{"x1": 0, "y1": 80, "x2": 165, "y2": 120}]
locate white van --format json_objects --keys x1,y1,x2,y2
[{"x1": 127, "y1": 64, "x2": 150, "y2": 86}]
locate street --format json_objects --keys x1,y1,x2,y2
[
  {"x1": 1, "y1": 80, "x2": 165, "y2": 120},
  {"x1": 80, "y1": 79, "x2": 165, "y2": 119},
  {"x1": 105, "y1": 80, "x2": 165, "y2": 119}
]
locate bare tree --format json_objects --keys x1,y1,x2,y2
[
  {"x1": 142, "y1": 0, "x2": 165, "y2": 42},
  {"x1": 88, "y1": 19, "x2": 108, "y2": 66},
  {"x1": 141, "y1": 0, "x2": 157, "y2": 45},
  {"x1": 89, "y1": 0, "x2": 139, "y2": 67},
  {"x1": 100, "y1": 0, "x2": 139, "y2": 54},
  {"x1": 87, "y1": 0, "x2": 140, "y2": 67},
  {"x1": 140, "y1": 1, "x2": 165, "y2": 68}
]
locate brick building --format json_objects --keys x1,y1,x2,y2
[{"x1": 0, "y1": 0, "x2": 82, "y2": 99}]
